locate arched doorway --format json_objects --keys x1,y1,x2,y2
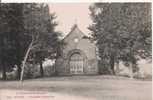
[{"x1": 69, "y1": 52, "x2": 84, "y2": 74}]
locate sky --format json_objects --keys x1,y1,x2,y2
[{"x1": 49, "y1": 3, "x2": 92, "y2": 36}]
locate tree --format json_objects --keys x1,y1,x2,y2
[
  {"x1": 20, "y1": 4, "x2": 59, "y2": 80},
  {"x1": 89, "y1": 3, "x2": 151, "y2": 77},
  {"x1": 0, "y1": 4, "x2": 27, "y2": 80},
  {"x1": 6, "y1": 4, "x2": 25, "y2": 80},
  {"x1": 119, "y1": 3, "x2": 151, "y2": 78},
  {"x1": 0, "y1": 4, "x2": 60, "y2": 80},
  {"x1": 89, "y1": 3, "x2": 125, "y2": 74},
  {"x1": 0, "y1": 3, "x2": 9, "y2": 80},
  {"x1": 0, "y1": 4, "x2": 22, "y2": 80}
]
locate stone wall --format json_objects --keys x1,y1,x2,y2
[{"x1": 55, "y1": 25, "x2": 98, "y2": 75}]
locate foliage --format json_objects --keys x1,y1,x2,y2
[
  {"x1": 43, "y1": 64, "x2": 55, "y2": 77},
  {"x1": 98, "y1": 60, "x2": 111, "y2": 74},
  {"x1": 20, "y1": 4, "x2": 60, "y2": 79},
  {"x1": 133, "y1": 72, "x2": 152, "y2": 80},
  {"x1": 89, "y1": 3, "x2": 151, "y2": 76},
  {"x1": 22, "y1": 62, "x2": 55, "y2": 79},
  {"x1": 23, "y1": 63, "x2": 40, "y2": 79},
  {"x1": 6, "y1": 66, "x2": 18, "y2": 80},
  {"x1": 0, "y1": 4, "x2": 24, "y2": 80},
  {"x1": 0, "y1": 3, "x2": 60, "y2": 80}
]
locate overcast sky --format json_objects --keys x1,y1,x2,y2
[{"x1": 49, "y1": 3, "x2": 92, "y2": 36}]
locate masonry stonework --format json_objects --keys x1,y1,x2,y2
[{"x1": 55, "y1": 24, "x2": 98, "y2": 75}]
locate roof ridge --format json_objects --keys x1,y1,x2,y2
[{"x1": 63, "y1": 24, "x2": 87, "y2": 40}]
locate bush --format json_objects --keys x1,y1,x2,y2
[
  {"x1": 23, "y1": 62, "x2": 55, "y2": 79},
  {"x1": 98, "y1": 60, "x2": 111, "y2": 74},
  {"x1": 23, "y1": 63, "x2": 40, "y2": 79},
  {"x1": 134, "y1": 72, "x2": 152, "y2": 80},
  {"x1": 43, "y1": 64, "x2": 55, "y2": 77},
  {"x1": 6, "y1": 66, "x2": 18, "y2": 80}
]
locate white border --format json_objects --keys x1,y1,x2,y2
[{"x1": 1, "y1": 0, "x2": 152, "y2": 3}]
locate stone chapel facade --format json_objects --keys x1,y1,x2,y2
[{"x1": 55, "y1": 24, "x2": 98, "y2": 75}]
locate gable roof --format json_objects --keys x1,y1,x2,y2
[{"x1": 63, "y1": 24, "x2": 87, "y2": 41}]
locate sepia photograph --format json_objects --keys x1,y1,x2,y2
[{"x1": 0, "y1": 3, "x2": 152, "y2": 100}]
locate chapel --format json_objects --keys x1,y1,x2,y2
[{"x1": 55, "y1": 24, "x2": 98, "y2": 75}]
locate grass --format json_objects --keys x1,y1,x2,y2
[{"x1": 0, "y1": 75, "x2": 152, "y2": 100}]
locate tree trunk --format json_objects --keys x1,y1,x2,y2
[
  {"x1": 129, "y1": 63, "x2": 134, "y2": 79},
  {"x1": 2, "y1": 62, "x2": 6, "y2": 80},
  {"x1": 129, "y1": 48, "x2": 134, "y2": 79},
  {"x1": 17, "y1": 64, "x2": 21, "y2": 80},
  {"x1": 115, "y1": 61, "x2": 120, "y2": 75},
  {"x1": 110, "y1": 55, "x2": 115, "y2": 75},
  {"x1": 39, "y1": 61, "x2": 44, "y2": 77},
  {"x1": 20, "y1": 42, "x2": 33, "y2": 81}
]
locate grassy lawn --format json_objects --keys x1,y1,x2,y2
[{"x1": 0, "y1": 75, "x2": 152, "y2": 100}]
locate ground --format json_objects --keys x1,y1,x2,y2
[{"x1": 0, "y1": 75, "x2": 152, "y2": 100}]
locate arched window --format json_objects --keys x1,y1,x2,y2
[{"x1": 70, "y1": 53, "x2": 83, "y2": 61}]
